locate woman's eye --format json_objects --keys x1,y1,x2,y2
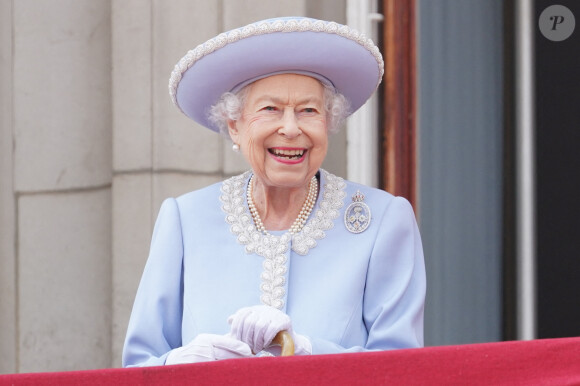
[
  {"x1": 303, "y1": 107, "x2": 318, "y2": 113},
  {"x1": 262, "y1": 106, "x2": 277, "y2": 111}
]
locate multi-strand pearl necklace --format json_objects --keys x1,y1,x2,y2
[{"x1": 247, "y1": 175, "x2": 318, "y2": 236}]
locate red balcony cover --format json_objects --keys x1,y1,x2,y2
[{"x1": 1, "y1": 337, "x2": 579, "y2": 385}]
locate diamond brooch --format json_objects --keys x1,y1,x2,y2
[{"x1": 344, "y1": 190, "x2": 371, "y2": 234}]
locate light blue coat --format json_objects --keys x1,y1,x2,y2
[{"x1": 122, "y1": 170, "x2": 425, "y2": 367}]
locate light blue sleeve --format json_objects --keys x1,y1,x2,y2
[
  {"x1": 310, "y1": 196, "x2": 426, "y2": 354},
  {"x1": 122, "y1": 198, "x2": 185, "y2": 367}
]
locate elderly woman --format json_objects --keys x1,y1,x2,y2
[{"x1": 123, "y1": 16, "x2": 425, "y2": 367}]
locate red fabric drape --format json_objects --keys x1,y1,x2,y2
[{"x1": 2, "y1": 337, "x2": 579, "y2": 385}]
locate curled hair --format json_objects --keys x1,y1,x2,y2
[
  {"x1": 322, "y1": 83, "x2": 351, "y2": 134},
  {"x1": 208, "y1": 80, "x2": 351, "y2": 137}
]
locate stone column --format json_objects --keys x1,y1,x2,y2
[
  {"x1": 111, "y1": 0, "x2": 154, "y2": 368},
  {"x1": 11, "y1": 0, "x2": 112, "y2": 372}
]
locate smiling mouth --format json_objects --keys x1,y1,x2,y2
[{"x1": 269, "y1": 148, "x2": 306, "y2": 160}]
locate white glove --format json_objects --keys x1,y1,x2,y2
[
  {"x1": 165, "y1": 333, "x2": 253, "y2": 365},
  {"x1": 228, "y1": 305, "x2": 312, "y2": 355}
]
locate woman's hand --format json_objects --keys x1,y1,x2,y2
[
  {"x1": 228, "y1": 305, "x2": 312, "y2": 355},
  {"x1": 165, "y1": 333, "x2": 252, "y2": 365}
]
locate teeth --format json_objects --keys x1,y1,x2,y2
[{"x1": 272, "y1": 149, "x2": 304, "y2": 157}]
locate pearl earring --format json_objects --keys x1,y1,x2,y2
[{"x1": 232, "y1": 143, "x2": 240, "y2": 152}]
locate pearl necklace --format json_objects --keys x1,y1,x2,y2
[{"x1": 247, "y1": 175, "x2": 318, "y2": 236}]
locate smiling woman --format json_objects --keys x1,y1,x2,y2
[
  {"x1": 229, "y1": 75, "x2": 327, "y2": 198},
  {"x1": 228, "y1": 75, "x2": 327, "y2": 232},
  {"x1": 122, "y1": 16, "x2": 426, "y2": 367}
]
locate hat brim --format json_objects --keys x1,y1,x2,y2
[{"x1": 170, "y1": 18, "x2": 384, "y2": 132}]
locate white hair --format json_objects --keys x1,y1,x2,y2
[{"x1": 208, "y1": 81, "x2": 351, "y2": 137}]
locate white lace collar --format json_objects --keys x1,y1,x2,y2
[{"x1": 219, "y1": 169, "x2": 347, "y2": 308}]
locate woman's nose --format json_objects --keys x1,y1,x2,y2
[{"x1": 278, "y1": 109, "x2": 301, "y2": 138}]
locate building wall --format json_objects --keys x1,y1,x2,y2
[
  {"x1": 2, "y1": 0, "x2": 113, "y2": 372},
  {"x1": 0, "y1": 0, "x2": 345, "y2": 373}
]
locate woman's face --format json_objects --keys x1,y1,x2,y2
[{"x1": 228, "y1": 74, "x2": 328, "y2": 190}]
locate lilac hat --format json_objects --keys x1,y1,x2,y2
[{"x1": 169, "y1": 17, "x2": 384, "y2": 132}]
